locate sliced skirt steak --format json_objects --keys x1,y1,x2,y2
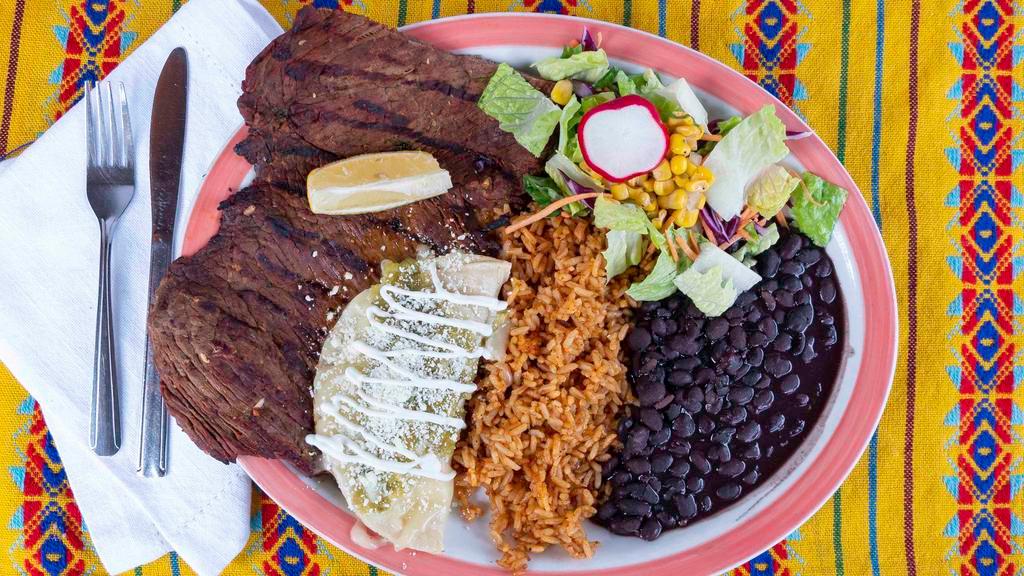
[{"x1": 149, "y1": 7, "x2": 544, "y2": 473}]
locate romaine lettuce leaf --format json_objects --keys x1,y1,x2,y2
[
  {"x1": 593, "y1": 195, "x2": 666, "y2": 249},
  {"x1": 615, "y1": 70, "x2": 638, "y2": 96},
  {"x1": 544, "y1": 153, "x2": 603, "y2": 215},
  {"x1": 744, "y1": 222, "x2": 780, "y2": 256},
  {"x1": 581, "y1": 92, "x2": 615, "y2": 113},
  {"x1": 603, "y1": 230, "x2": 646, "y2": 280},
  {"x1": 533, "y1": 49, "x2": 610, "y2": 83},
  {"x1": 478, "y1": 63, "x2": 561, "y2": 157},
  {"x1": 791, "y1": 173, "x2": 848, "y2": 247},
  {"x1": 557, "y1": 95, "x2": 582, "y2": 155},
  {"x1": 627, "y1": 250, "x2": 681, "y2": 301},
  {"x1": 655, "y1": 78, "x2": 709, "y2": 129},
  {"x1": 747, "y1": 165, "x2": 800, "y2": 218},
  {"x1": 703, "y1": 105, "x2": 789, "y2": 219},
  {"x1": 522, "y1": 174, "x2": 563, "y2": 208},
  {"x1": 673, "y1": 243, "x2": 762, "y2": 316}
]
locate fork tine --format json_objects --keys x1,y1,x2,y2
[
  {"x1": 105, "y1": 82, "x2": 122, "y2": 168},
  {"x1": 85, "y1": 81, "x2": 97, "y2": 167},
  {"x1": 118, "y1": 83, "x2": 134, "y2": 170},
  {"x1": 96, "y1": 82, "x2": 111, "y2": 168}
]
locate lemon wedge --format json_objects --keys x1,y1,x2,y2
[{"x1": 306, "y1": 151, "x2": 453, "y2": 215}]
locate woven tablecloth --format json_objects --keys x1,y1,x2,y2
[{"x1": 1, "y1": 1, "x2": 1021, "y2": 575}]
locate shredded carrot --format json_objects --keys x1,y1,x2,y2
[
  {"x1": 688, "y1": 230, "x2": 701, "y2": 255},
  {"x1": 786, "y1": 166, "x2": 822, "y2": 207},
  {"x1": 504, "y1": 193, "x2": 605, "y2": 235},
  {"x1": 775, "y1": 211, "x2": 789, "y2": 229},
  {"x1": 664, "y1": 230, "x2": 679, "y2": 262},
  {"x1": 676, "y1": 235, "x2": 699, "y2": 261},
  {"x1": 700, "y1": 218, "x2": 717, "y2": 245},
  {"x1": 699, "y1": 133, "x2": 723, "y2": 142},
  {"x1": 737, "y1": 227, "x2": 753, "y2": 241}
]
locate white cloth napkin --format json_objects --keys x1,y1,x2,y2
[{"x1": 0, "y1": 1, "x2": 283, "y2": 574}]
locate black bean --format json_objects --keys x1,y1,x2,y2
[
  {"x1": 782, "y1": 275, "x2": 803, "y2": 292},
  {"x1": 801, "y1": 339, "x2": 818, "y2": 363},
  {"x1": 755, "y1": 375, "x2": 772, "y2": 389},
  {"x1": 795, "y1": 393, "x2": 811, "y2": 407},
  {"x1": 609, "y1": 515, "x2": 643, "y2": 535},
  {"x1": 802, "y1": 274, "x2": 814, "y2": 288},
  {"x1": 791, "y1": 333, "x2": 806, "y2": 355},
  {"x1": 741, "y1": 370, "x2": 761, "y2": 387},
  {"x1": 785, "y1": 304, "x2": 814, "y2": 333},
  {"x1": 753, "y1": 390, "x2": 775, "y2": 413},
  {"x1": 675, "y1": 494, "x2": 698, "y2": 519},
  {"x1": 708, "y1": 443, "x2": 732, "y2": 463},
  {"x1": 610, "y1": 471, "x2": 632, "y2": 487},
  {"x1": 675, "y1": 356, "x2": 701, "y2": 371},
  {"x1": 716, "y1": 483, "x2": 742, "y2": 500},
  {"x1": 627, "y1": 327, "x2": 652, "y2": 351},
  {"x1": 657, "y1": 511, "x2": 679, "y2": 529},
  {"x1": 737, "y1": 421, "x2": 762, "y2": 442},
  {"x1": 668, "y1": 459, "x2": 690, "y2": 478},
  {"x1": 663, "y1": 477, "x2": 686, "y2": 495},
  {"x1": 597, "y1": 501, "x2": 618, "y2": 521},
  {"x1": 815, "y1": 259, "x2": 833, "y2": 277},
  {"x1": 641, "y1": 484, "x2": 661, "y2": 505},
  {"x1": 668, "y1": 440, "x2": 691, "y2": 457},
  {"x1": 654, "y1": 394, "x2": 675, "y2": 410},
  {"x1": 700, "y1": 495, "x2": 713, "y2": 512},
  {"x1": 664, "y1": 403, "x2": 682, "y2": 420},
  {"x1": 640, "y1": 408, "x2": 663, "y2": 432},
  {"x1": 668, "y1": 370, "x2": 693, "y2": 387},
  {"x1": 767, "y1": 413, "x2": 786, "y2": 432},
  {"x1": 627, "y1": 457, "x2": 652, "y2": 476},
  {"x1": 797, "y1": 248, "x2": 822, "y2": 266},
  {"x1": 759, "y1": 317, "x2": 779, "y2": 340},
  {"x1": 651, "y1": 318, "x2": 669, "y2": 337},
  {"x1": 764, "y1": 354, "x2": 793, "y2": 378},
  {"x1": 706, "y1": 396, "x2": 724, "y2": 415},
  {"x1": 728, "y1": 386, "x2": 755, "y2": 405},
  {"x1": 725, "y1": 307, "x2": 745, "y2": 323},
  {"x1": 742, "y1": 443, "x2": 761, "y2": 460},
  {"x1": 719, "y1": 459, "x2": 747, "y2": 478},
  {"x1": 672, "y1": 413, "x2": 695, "y2": 438},
  {"x1": 682, "y1": 398, "x2": 703, "y2": 414},
  {"x1": 789, "y1": 419, "x2": 807, "y2": 437},
  {"x1": 639, "y1": 517, "x2": 663, "y2": 541},
  {"x1": 697, "y1": 415, "x2": 716, "y2": 435},
  {"x1": 689, "y1": 451, "x2": 712, "y2": 475},
  {"x1": 775, "y1": 290, "x2": 795, "y2": 308},
  {"x1": 714, "y1": 427, "x2": 737, "y2": 445},
  {"x1": 761, "y1": 289, "x2": 777, "y2": 311},
  {"x1": 746, "y1": 347, "x2": 764, "y2": 367},
  {"x1": 779, "y1": 235, "x2": 802, "y2": 259},
  {"x1": 638, "y1": 380, "x2": 667, "y2": 408},
  {"x1": 728, "y1": 326, "x2": 748, "y2": 349},
  {"x1": 686, "y1": 476, "x2": 705, "y2": 493},
  {"x1": 721, "y1": 405, "x2": 748, "y2": 425},
  {"x1": 652, "y1": 453, "x2": 674, "y2": 474},
  {"x1": 706, "y1": 318, "x2": 729, "y2": 340},
  {"x1": 742, "y1": 469, "x2": 760, "y2": 485},
  {"x1": 735, "y1": 291, "x2": 758, "y2": 308},
  {"x1": 758, "y1": 250, "x2": 781, "y2": 277},
  {"x1": 638, "y1": 357, "x2": 658, "y2": 375},
  {"x1": 780, "y1": 260, "x2": 805, "y2": 276},
  {"x1": 645, "y1": 475, "x2": 662, "y2": 493},
  {"x1": 626, "y1": 427, "x2": 650, "y2": 455},
  {"x1": 686, "y1": 387, "x2": 705, "y2": 404},
  {"x1": 779, "y1": 374, "x2": 801, "y2": 394},
  {"x1": 695, "y1": 367, "x2": 716, "y2": 385},
  {"x1": 711, "y1": 339, "x2": 729, "y2": 358},
  {"x1": 795, "y1": 289, "x2": 811, "y2": 305},
  {"x1": 820, "y1": 279, "x2": 837, "y2": 303},
  {"x1": 650, "y1": 427, "x2": 672, "y2": 446},
  {"x1": 749, "y1": 331, "x2": 768, "y2": 347},
  {"x1": 617, "y1": 498, "x2": 652, "y2": 516},
  {"x1": 824, "y1": 325, "x2": 839, "y2": 346}
]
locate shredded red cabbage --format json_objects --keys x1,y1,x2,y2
[
  {"x1": 573, "y1": 81, "x2": 594, "y2": 97},
  {"x1": 563, "y1": 173, "x2": 597, "y2": 208},
  {"x1": 699, "y1": 205, "x2": 729, "y2": 244},
  {"x1": 581, "y1": 28, "x2": 598, "y2": 51},
  {"x1": 785, "y1": 130, "x2": 813, "y2": 141}
]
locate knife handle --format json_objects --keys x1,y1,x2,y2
[
  {"x1": 138, "y1": 238, "x2": 173, "y2": 477},
  {"x1": 91, "y1": 222, "x2": 121, "y2": 456}
]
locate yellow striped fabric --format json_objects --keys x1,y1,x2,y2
[{"x1": 0, "y1": 0, "x2": 1021, "y2": 575}]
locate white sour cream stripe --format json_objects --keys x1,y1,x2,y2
[{"x1": 309, "y1": 260, "x2": 504, "y2": 480}]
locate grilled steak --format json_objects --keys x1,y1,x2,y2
[{"x1": 149, "y1": 7, "x2": 545, "y2": 473}]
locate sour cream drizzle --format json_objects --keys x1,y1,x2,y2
[{"x1": 307, "y1": 261, "x2": 506, "y2": 481}]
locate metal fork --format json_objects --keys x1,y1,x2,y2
[{"x1": 86, "y1": 81, "x2": 135, "y2": 456}]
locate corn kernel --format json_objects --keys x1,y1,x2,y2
[
  {"x1": 671, "y1": 209, "x2": 688, "y2": 227},
  {"x1": 652, "y1": 159, "x2": 672, "y2": 181},
  {"x1": 651, "y1": 210, "x2": 667, "y2": 229},
  {"x1": 636, "y1": 191, "x2": 654, "y2": 207},
  {"x1": 659, "y1": 190, "x2": 688, "y2": 211},
  {"x1": 645, "y1": 202, "x2": 659, "y2": 214},
  {"x1": 610, "y1": 183, "x2": 630, "y2": 200},
  {"x1": 674, "y1": 124, "x2": 702, "y2": 138},
  {"x1": 681, "y1": 115, "x2": 696, "y2": 126},
  {"x1": 695, "y1": 193, "x2": 707, "y2": 210},
  {"x1": 667, "y1": 117, "x2": 686, "y2": 128},
  {"x1": 653, "y1": 179, "x2": 677, "y2": 196},
  {"x1": 628, "y1": 187, "x2": 645, "y2": 200},
  {"x1": 681, "y1": 209, "x2": 700, "y2": 228},
  {"x1": 627, "y1": 176, "x2": 644, "y2": 187},
  {"x1": 670, "y1": 134, "x2": 692, "y2": 156},
  {"x1": 673, "y1": 175, "x2": 689, "y2": 188},
  {"x1": 685, "y1": 161, "x2": 700, "y2": 176},
  {"x1": 670, "y1": 155, "x2": 689, "y2": 175},
  {"x1": 686, "y1": 179, "x2": 709, "y2": 193},
  {"x1": 642, "y1": 178, "x2": 655, "y2": 192},
  {"x1": 550, "y1": 79, "x2": 574, "y2": 106},
  {"x1": 692, "y1": 165, "x2": 714, "y2": 183}
]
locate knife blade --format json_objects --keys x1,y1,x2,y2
[{"x1": 139, "y1": 47, "x2": 188, "y2": 477}]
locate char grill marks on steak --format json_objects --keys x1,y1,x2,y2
[{"x1": 148, "y1": 7, "x2": 545, "y2": 473}]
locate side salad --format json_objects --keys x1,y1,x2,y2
[{"x1": 478, "y1": 30, "x2": 849, "y2": 317}]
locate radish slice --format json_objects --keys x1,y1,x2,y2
[{"x1": 578, "y1": 95, "x2": 669, "y2": 183}]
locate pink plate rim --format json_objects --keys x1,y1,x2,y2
[{"x1": 182, "y1": 13, "x2": 898, "y2": 576}]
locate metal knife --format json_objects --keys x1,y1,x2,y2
[{"x1": 139, "y1": 47, "x2": 188, "y2": 477}]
